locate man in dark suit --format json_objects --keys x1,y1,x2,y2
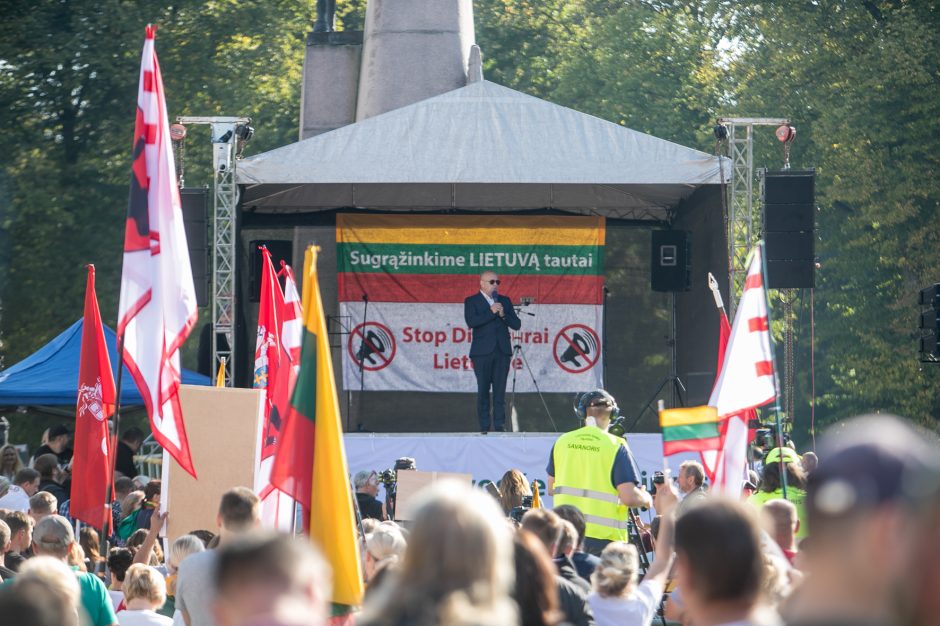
[{"x1": 464, "y1": 270, "x2": 521, "y2": 433}]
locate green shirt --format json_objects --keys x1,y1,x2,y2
[
  {"x1": 71, "y1": 565, "x2": 119, "y2": 626},
  {"x1": 748, "y1": 487, "x2": 809, "y2": 539}
]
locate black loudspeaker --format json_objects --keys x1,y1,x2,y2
[
  {"x1": 249, "y1": 240, "x2": 294, "y2": 302},
  {"x1": 763, "y1": 169, "x2": 816, "y2": 289},
  {"x1": 651, "y1": 230, "x2": 691, "y2": 292},
  {"x1": 180, "y1": 188, "x2": 209, "y2": 307}
]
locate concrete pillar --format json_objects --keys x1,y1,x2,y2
[
  {"x1": 300, "y1": 32, "x2": 363, "y2": 139},
  {"x1": 356, "y1": 0, "x2": 475, "y2": 121}
]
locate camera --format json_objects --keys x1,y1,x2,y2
[{"x1": 509, "y1": 495, "x2": 534, "y2": 524}]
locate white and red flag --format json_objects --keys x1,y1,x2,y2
[
  {"x1": 118, "y1": 26, "x2": 198, "y2": 477},
  {"x1": 71, "y1": 265, "x2": 117, "y2": 529},
  {"x1": 706, "y1": 247, "x2": 776, "y2": 495}
]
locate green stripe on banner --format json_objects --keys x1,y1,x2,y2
[
  {"x1": 337, "y1": 242, "x2": 604, "y2": 276},
  {"x1": 662, "y1": 422, "x2": 720, "y2": 442},
  {"x1": 290, "y1": 328, "x2": 318, "y2": 422}
]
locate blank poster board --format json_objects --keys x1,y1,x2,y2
[
  {"x1": 164, "y1": 385, "x2": 263, "y2": 540},
  {"x1": 394, "y1": 469, "x2": 472, "y2": 521}
]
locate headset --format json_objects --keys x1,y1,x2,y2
[{"x1": 574, "y1": 389, "x2": 620, "y2": 422}]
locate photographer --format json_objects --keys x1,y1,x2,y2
[{"x1": 354, "y1": 471, "x2": 388, "y2": 522}]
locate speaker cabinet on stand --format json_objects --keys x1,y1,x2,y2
[{"x1": 762, "y1": 169, "x2": 816, "y2": 289}]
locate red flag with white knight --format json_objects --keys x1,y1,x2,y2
[
  {"x1": 706, "y1": 246, "x2": 776, "y2": 495},
  {"x1": 71, "y1": 265, "x2": 117, "y2": 529},
  {"x1": 118, "y1": 25, "x2": 198, "y2": 477}
]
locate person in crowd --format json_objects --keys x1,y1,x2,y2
[
  {"x1": 133, "y1": 475, "x2": 151, "y2": 491},
  {"x1": 29, "y1": 491, "x2": 58, "y2": 524},
  {"x1": 554, "y1": 519, "x2": 590, "y2": 593},
  {"x1": 742, "y1": 470, "x2": 760, "y2": 499},
  {"x1": 135, "y1": 481, "x2": 161, "y2": 531},
  {"x1": 127, "y1": 529, "x2": 165, "y2": 570},
  {"x1": 674, "y1": 500, "x2": 773, "y2": 626},
  {"x1": 80, "y1": 527, "x2": 106, "y2": 579},
  {"x1": 587, "y1": 477, "x2": 678, "y2": 626},
  {"x1": 363, "y1": 521, "x2": 406, "y2": 596},
  {"x1": 33, "y1": 453, "x2": 68, "y2": 504},
  {"x1": 31, "y1": 424, "x2": 73, "y2": 466},
  {"x1": 0, "y1": 578, "x2": 71, "y2": 626},
  {"x1": 498, "y1": 469, "x2": 533, "y2": 516},
  {"x1": 782, "y1": 415, "x2": 940, "y2": 626},
  {"x1": 117, "y1": 564, "x2": 172, "y2": 626},
  {"x1": 119, "y1": 491, "x2": 146, "y2": 541},
  {"x1": 553, "y1": 504, "x2": 600, "y2": 582},
  {"x1": 0, "y1": 444, "x2": 24, "y2": 480},
  {"x1": 0, "y1": 467, "x2": 39, "y2": 511},
  {"x1": 176, "y1": 486, "x2": 261, "y2": 626},
  {"x1": 761, "y1": 499, "x2": 799, "y2": 566},
  {"x1": 513, "y1": 529, "x2": 564, "y2": 626},
  {"x1": 111, "y1": 477, "x2": 137, "y2": 543},
  {"x1": 29, "y1": 515, "x2": 118, "y2": 626},
  {"x1": 521, "y1": 508, "x2": 594, "y2": 626},
  {"x1": 676, "y1": 460, "x2": 707, "y2": 515},
  {"x1": 548, "y1": 389, "x2": 651, "y2": 556},
  {"x1": 748, "y1": 447, "x2": 808, "y2": 539},
  {"x1": 353, "y1": 470, "x2": 388, "y2": 521},
  {"x1": 163, "y1": 534, "x2": 205, "y2": 620},
  {"x1": 115, "y1": 427, "x2": 145, "y2": 480},
  {"x1": 0, "y1": 476, "x2": 9, "y2": 500},
  {"x1": 3, "y1": 509, "x2": 33, "y2": 571},
  {"x1": 799, "y1": 452, "x2": 817, "y2": 476},
  {"x1": 0, "y1": 518, "x2": 15, "y2": 580},
  {"x1": 108, "y1": 548, "x2": 135, "y2": 611},
  {"x1": 464, "y1": 269, "x2": 522, "y2": 433},
  {"x1": 359, "y1": 480, "x2": 518, "y2": 626},
  {"x1": 12, "y1": 555, "x2": 83, "y2": 626},
  {"x1": 187, "y1": 529, "x2": 216, "y2": 548},
  {"x1": 360, "y1": 517, "x2": 380, "y2": 536},
  {"x1": 212, "y1": 532, "x2": 330, "y2": 626}
]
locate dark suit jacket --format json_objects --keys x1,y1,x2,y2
[{"x1": 463, "y1": 292, "x2": 522, "y2": 357}]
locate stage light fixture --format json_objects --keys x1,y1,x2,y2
[
  {"x1": 235, "y1": 124, "x2": 254, "y2": 142},
  {"x1": 713, "y1": 124, "x2": 728, "y2": 141},
  {"x1": 217, "y1": 130, "x2": 233, "y2": 143},
  {"x1": 775, "y1": 125, "x2": 796, "y2": 143},
  {"x1": 169, "y1": 123, "x2": 187, "y2": 141}
]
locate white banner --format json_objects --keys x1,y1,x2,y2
[
  {"x1": 342, "y1": 303, "x2": 604, "y2": 393},
  {"x1": 344, "y1": 432, "x2": 698, "y2": 509}
]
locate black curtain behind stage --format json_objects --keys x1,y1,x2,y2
[{"x1": 237, "y1": 197, "x2": 726, "y2": 434}]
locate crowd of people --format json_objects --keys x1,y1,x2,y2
[{"x1": 0, "y1": 411, "x2": 937, "y2": 626}]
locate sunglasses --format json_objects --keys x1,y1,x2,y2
[{"x1": 484, "y1": 279, "x2": 501, "y2": 285}]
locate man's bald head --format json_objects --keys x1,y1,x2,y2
[{"x1": 479, "y1": 270, "x2": 500, "y2": 297}]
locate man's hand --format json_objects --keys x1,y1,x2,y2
[
  {"x1": 490, "y1": 302, "x2": 504, "y2": 316},
  {"x1": 653, "y1": 477, "x2": 680, "y2": 517},
  {"x1": 150, "y1": 505, "x2": 167, "y2": 534}
]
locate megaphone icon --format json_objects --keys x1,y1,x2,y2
[
  {"x1": 560, "y1": 332, "x2": 591, "y2": 367},
  {"x1": 356, "y1": 330, "x2": 386, "y2": 365}
]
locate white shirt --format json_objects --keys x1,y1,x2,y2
[
  {"x1": 0, "y1": 485, "x2": 30, "y2": 511},
  {"x1": 588, "y1": 578, "x2": 664, "y2": 626},
  {"x1": 116, "y1": 609, "x2": 173, "y2": 626},
  {"x1": 480, "y1": 290, "x2": 495, "y2": 306}
]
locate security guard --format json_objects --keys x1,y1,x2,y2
[{"x1": 547, "y1": 389, "x2": 652, "y2": 556}]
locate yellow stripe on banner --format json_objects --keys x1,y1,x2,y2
[
  {"x1": 659, "y1": 406, "x2": 719, "y2": 428},
  {"x1": 337, "y1": 214, "x2": 606, "y2": 246}
]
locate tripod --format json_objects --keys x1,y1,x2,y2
[{"x1": 508, "y1": 342, "x2": 557, "y2": 432}]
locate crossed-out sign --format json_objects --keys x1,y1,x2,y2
[
  {"x1": 553, "y1": 324, "x2": 600, "y2": 373},
  {"x1": 348, "y1": 322, "x2": 397, "y2": 371}
]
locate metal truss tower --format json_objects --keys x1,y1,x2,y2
[{"x1": 176, "y1": 116, "x2": 250, "y2": 386}]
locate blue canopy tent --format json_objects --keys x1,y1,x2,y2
[{"x1": 0, "y1": 319, "x2": 210, "y2": 407}]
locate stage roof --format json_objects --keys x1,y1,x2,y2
[
  {"x1": 0, "y1": 320, "x2": 210, "y2": 407},
  {"x1": 237, "y1": 80, "x2": 729, "y2": 220}
]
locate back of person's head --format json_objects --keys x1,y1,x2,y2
[
  {"x1": 498, "y1": 469, "x2": 532, "y2": 515},
  {"x1": 13, "y1": 556, "x2": 81, "y2": 626},
  {"x1": 33, "y1": 454, "x2": 58, "y2": 480},
  {"x1": 761, "y1": 499, "x2": 797, "y2": 545},
  {"x1": 126, "y1": 528, "x2": 163, "y2": 565},
  {"x1": 556, "y1": 520, "x2": 578, "y2": 557},
  {"x1": 29, "y1": 491, "x2": 57, "y2": 517},
  {"x1": 123, "y1": 564, "x2": 167, "y2": 608},
  {"x1": 121, "y1": 490, "x2": 145, "y2": 517},
  {"x1": 513, "y1": 530, "x2": 562, "y2": 626},
  {"x1": 122, "y1": 426, "x2": 145, "y2": 446},
  {"x1": 31, "y1": 515, "x2": 73, "y2": 559},
  {"x1": 680, "y1": 460, "x2": 706, "y2": 488},
  {"x1": 113, "y1": 476, "x2": 135, "y2": 499},
  {"x1": 108, "y1": 547, "x2": 134, "y2": 583},
  {"x1": 354, "y1": 470, "x2": 378, "y2": 491},
  {"x1": 4, "y1": 509, "x2": 30, "y2": 539},
  {"x1": 0, "y1": 519, "x2": 9, "y2": 550},
  {"x1": 167, "y1": 534, "x2": 205, "y2": 574},
  {"x1": 214, "y1": 532, "x2": 331, "y2": 626},
  {"x1": 143, "y1": 479, "x2": 161, "y2": 501},
  {"x1": 759, "y1": 460, "x2": 806, "y2": 493},
  {"x1": 79, "y1": 526, "x2": 101, "y2": 562},
  {"x1": 360, "y1": 517, "x2": 380, "y2": 536},
  {"x1": 520, "y1": 508, "x2": 563, "y2": 556},
  {"x1": 218, "y1": 486, "x2": 261, "y2": 532},
  {"x1": 188, "y1": 528, "x2": 216, "y2": 547},
  {"x1": 592, "y1": 541, "x2": 639, "y2": 598},
  {"x1": 0, "y1": 587, "x2": 67, "y2": 626},
  {"x1": 14, "y1": 467, "x2": 40, "y2": 488},
  {"x1": 365, "y1": 521, "x2": 407, "y2": 568},
  {"x1": 675, "y1": 499, "x2": 763, "y2": 606},
  {"x1": 552, "y1": 504, "x2": 586, "y2": 549},
  {"x1": 801, "y1": 451, "x2": 818, "y2": 474},
  {"x1": 362, "y1": 480, "x2": 517, "y2": 626}
]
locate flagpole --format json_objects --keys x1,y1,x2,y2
[{"x1": 758, "y1": 243, "x2": 788, "y2": 500}]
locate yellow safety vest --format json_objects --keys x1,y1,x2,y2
[{"x1": 552, "y1": 426, "x2": 629, "y2": 542}]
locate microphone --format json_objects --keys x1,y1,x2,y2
[{"x1": 492, "y1": 288, "x2": 505, "y2": 318}]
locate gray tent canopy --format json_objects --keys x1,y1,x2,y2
[{"x1": 237, "y1": 81, "x2": 729, "y2": 220}]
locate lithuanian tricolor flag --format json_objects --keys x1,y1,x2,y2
[
  {"x1": 270, "y1": 246, "x2": 363, "y2": 607},
  {"x1": 659, "y1": 406, "x2": 721, "y2": 456}
]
